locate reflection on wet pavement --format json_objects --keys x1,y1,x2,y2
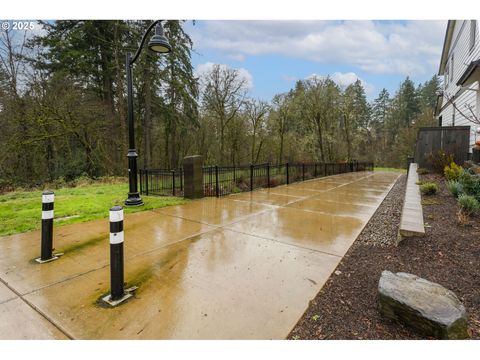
[{"x1": 0, "y1": 171, "x2": 400, "y2": 339}]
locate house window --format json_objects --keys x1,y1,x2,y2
[
  {"x1": 439, "y1": 115, "x2": 443, "y2": 127},
  {"x1": 470, "y1": 20, "x2": 477, "y2": 52},
  {"x1": 452, "y1": 106, "x2": 456, "y2": 126}
]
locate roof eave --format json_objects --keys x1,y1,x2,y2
[{"x1": 438, "y1": 20, "x2": 456, "y2": 75}]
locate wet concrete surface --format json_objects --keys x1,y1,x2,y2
[
  {"x1": 0, "y1": 282, "x2": 17, "y2": 304},
  {"x1": 0, "y1": 298, "x2": 68, "y2": 339},
  {"x1": 0, "y1": 171, "x2": 399, "y2": 339}
]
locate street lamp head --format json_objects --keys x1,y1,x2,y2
[{"x1": 148, "y1": 22, "x2": 172, "y2": 54}]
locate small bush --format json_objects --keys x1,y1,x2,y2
[
  {"x1": 417, "y1": 168, "x2": 429, "y2": 175},
  {"x1": 50, "y1": 176, "x2": 67, "y2": 189},
  {"x1": 444, "y1": 162, "x2": 463, "y2": 181},
  {"x1": 269, "y1": 175, "x2": 284, "y2": 188},
  {"x1": 456, "y1": 209, "x2": 472, "y2": 226},
  {"x1": 426, "y1": 150, "x2": 454, "y2": 174},
  {"x1": 458, "y1": 194, "x2": 480, "y2": 215},
  {"x1": 458, "y1": 171, "x2": 480, "y2": 201},
  {"x1": 420, "y1": 182, "x2": 439, "y2": 195},
  {"x1": 446, "y1": 180, "x2": 463, "y2": 198}
]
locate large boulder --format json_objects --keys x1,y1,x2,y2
[{"x1": 378, "y1": 271, "x2": 469, "y2": 339}]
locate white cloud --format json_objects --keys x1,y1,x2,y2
[
  {"x1": 281, "y1": 75, "x2": 297, "y2": 82},
  {"x1": 190, "y1": 20, "x2": 446, "y2": 76},
  {"x1": 307, "y1": 72, "x2": 375, "y2": 94},
  {"x1": 227, "y1": 53, "x2": 246, "y2": 62},
  {"x1": 195, "y1": 62, "x2": 254, "y2": 90}
]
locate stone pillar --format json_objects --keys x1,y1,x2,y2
[{"x1": 183, "y1": 155, "x2": 204, "y2": 199}]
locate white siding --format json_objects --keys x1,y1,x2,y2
[{"x1": 439, "y1": 20, "x2": 480, "y2": 151}]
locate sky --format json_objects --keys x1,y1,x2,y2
[
  {"x1": 0, "y1": 19, "x2": 448, "y2": 103},
  {"x1": 184, "y1": 20, "x2": 447, "y2": 102}
]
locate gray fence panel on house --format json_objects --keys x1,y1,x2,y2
[{"x1": 414, "y1": 126, "x2": 470, "y2": 169}]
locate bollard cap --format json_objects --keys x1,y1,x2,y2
[
  {"x1": 109, "y1": 205, "x2": 124, "y2": 222},
  {"x1": 110, "y1": 205, "x2": 123, "y2": 212},
  {"x1": 42, "y1": 191, "x2": 54, "y2": 203}
]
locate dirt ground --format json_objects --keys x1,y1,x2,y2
[{"x1": 289, "y1": 173, "x2": 480, "y2": 339}]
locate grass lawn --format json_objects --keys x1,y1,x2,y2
[
  {"x1": 374, "y1": 167, "x2": 406, "y2": 173},
  {"x1": 0, "y1": 183, "x2": 188, "y2": 237}
]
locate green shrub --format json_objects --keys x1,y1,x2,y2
[
  {"x1": 458, "y1": 171, "x2": 480, "y2": 201},
  {"x1": 426, "y1": 150, "x2": 454, "y2": 174},
  {"x1": 444, "y1": 162, "x2": 463, "y2": 181},
  {"x1": 417, "y1": 168, "x2": 429, "y2": 175},
  {"x1": 458, "y1": 194, "x2": 480, "y2": 215},
  {"x1": 420, "y1": 182, "x2": 439, "y2": 195},
  {"x1": 446, "y1": 180, "x2": 463, "y2": 198},
  {"x1": 51, "y1": 176, "x2": 67, "y2": 189}
]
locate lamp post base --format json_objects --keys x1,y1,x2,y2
[{"x1": 124, "y1": 192, "x2": 144, "y2": 207}]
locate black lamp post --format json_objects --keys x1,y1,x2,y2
[{"x1": 125, "y1": 20, "x2": 172, "y2": 206}]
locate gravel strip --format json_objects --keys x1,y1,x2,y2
[{"x1": 356, "y1": 174, "x2": 406, "y2": 246}]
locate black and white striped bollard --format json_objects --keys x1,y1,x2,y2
[
  {"x1": 102, "y1": 205, "x2": 136, "y2": 306},
  {"x1": 35, "y1": 191, "x2": 60, "y2": 263}
]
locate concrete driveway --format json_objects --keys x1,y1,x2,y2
[{"x1": 0, "y1": 171, "x2": 400, "y2": 339}]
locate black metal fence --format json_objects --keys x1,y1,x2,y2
[
  {"x1": 202, "y1": 161, "x2": 373, "y2": 197},
  {"x1": 140, "y1": 162, "x2": 373, "y2": 198},
  {"x1": 139, "y1": 168, "x2": 183, "y2": 196}
]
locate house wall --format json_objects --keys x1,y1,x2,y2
[{"x1": 439, "y1": 20, "x2": 480, "y2": 150}]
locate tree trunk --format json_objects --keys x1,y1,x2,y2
[
  {"x1": 220, "y1": 122, "x2": 225, "y2": 165},
  {"x1": 315, "y1": 115, "x2": 325, "y2": 162},
  {"x1": 113, "y1": 20, "x2": 127, "y2": 174},
  {"x1": 143, "y1": 64, "x2": 152, "y2": 169},
  {"x1": 344, "y1": 115, "x2": 352, "y2": 160}
]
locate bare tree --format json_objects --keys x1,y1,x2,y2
[
  {"x1": 201, "y1": 64, "x2": 248, "y2": 164},
  {"x1": 0, "y1": 28, "x2": 32, "y2": 178},
  {"x1": 245, "y1": 98, "x2": 269, "y2": 163},
  {"x1": 271, "y1": 93, "x2": 295, "y2": 163}
]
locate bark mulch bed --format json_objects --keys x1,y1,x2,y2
[{"x1": 288, "y1": 172, "x2": 480, "y2": 340}]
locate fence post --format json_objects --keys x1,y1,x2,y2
[
  {"x1": 139, "y1": 169, "x2": 143, "y2": 194},
  {"x1": 145, "y1": 169, "x2": 149, "y2": 196},
  {"x1": 172, "y1": 170, "x2": 176, "y2": 196},
  {"x1": 215, "y1": 165, "x2": 219, "y2": 197},
  {"x1": 302, "y1": 163, "x2": 305, "y2": 181},
  {"x1": 324, "y1": 163, "x2": 327, "y2": 176},
  {"x1": 267, "y1": 163, "x2": 270, "y2": 188},
  {"x1": 180, "y1": 170, "x2": 183, "y2": 192},
  {"x1": 250, "y1": 164, "x2": 254, "y2": 191},
  {"x1": 286, "y1": 162, "x2": 289, "y2": 184}
]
